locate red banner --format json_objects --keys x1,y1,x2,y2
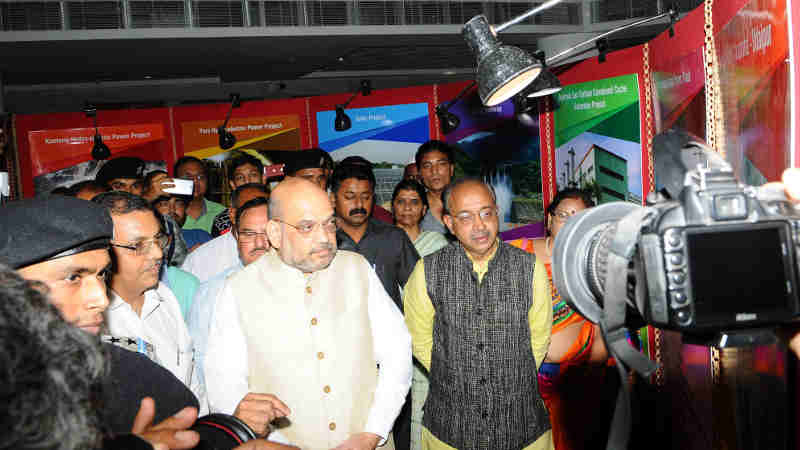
[{"x1": 27, "y1": 123, "x2": 165, "y2": 177}]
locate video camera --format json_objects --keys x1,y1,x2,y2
[{"x1": 551, "y1": 129, "x2": 800, "y2": 345}]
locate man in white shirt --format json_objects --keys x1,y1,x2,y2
[
  {"x1": 181, "y1": 183, "x2": 269, "y2": 282},
  {"x1": 205, "y1": 178, "x2": 412, "y2": 450},
  {"x1": 187, "y1": 197, "x2": 269, "y2": 393},
  {"x1": 94, "y1": 191, "x2": 207, "y2": 414}
]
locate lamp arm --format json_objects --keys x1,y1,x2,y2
[
  {"x1": 340, "y1": 92, "x2": 359, "y2": 109},
  {"x1": 545, "y1": 9, "x2": 675, "y2": 66},
  {"x1": 440, "y1": 81, "x2": 478, "y2": 112},
  {"x1": 494, "y1": 0, "x2": 565, "y2": 33}
]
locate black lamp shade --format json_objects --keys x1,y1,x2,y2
[
  {"x1": 436, "y1": 106, "x2": 461, "y2": 135},
  {"x1": 91, "y1": 133, "x2": 111, "y2": 160},
  {"x1": 335, "y1": 106, "x2": 352, "y2": 131},
  {"x1": 525, "y1": 68, "x2": 562, "y2": 98},
  {"x1": 463, "y1": 15, "x2": 541, "y2": 107},
  {"x1": 218, "y1": 125, "x2": 236, "y2": 150}
]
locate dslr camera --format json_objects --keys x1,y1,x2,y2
[{"x1": 552, "y1": 130, "x2": 800, "y2": 340}]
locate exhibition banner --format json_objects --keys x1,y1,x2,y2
[
  {"x1": 182, "y1": 115, "x2": 300, "y2": 159},
  {"x1": 554, "y1": 74, "x2": 643, "y2": 204},
  {"x1": 27, "y1": 123, "x2": 165, "y2": 177}
]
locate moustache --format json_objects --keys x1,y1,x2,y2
[
  {"x1": 250, "y1": 247, "x2": 268, "y2": 255},
  {"x1": 471, "y1": 232, "x2": 490, "y2": 241},
  {"x1": 349, "y1": 208, "x2": 368, "y2": 216},
  {"x1": 312, "y1": 243, "x2": 335, "y2": 254}
]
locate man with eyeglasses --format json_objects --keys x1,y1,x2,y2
[
  {"x1": 187, "y1": 197, "x2": 270, "y2": 405},
  {"x1": 403, "y1": 178, "x2": 554, "y2": 450},
  {"x1": 416, "y1": 140, "x2": 457, "y2": 235},
  {"x1": 205, "y1": 177, "x2": 412, "y2": 450},
  {"x1": 182, "y1": 183, "x2": 270, "y2": 282},
  {"x1": 175, "y1": 156, "x2": 226, "y2": 234},
  {"x1": 94, "y1": 191, "x2": 207, "y2": 414}
]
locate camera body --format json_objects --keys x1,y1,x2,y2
[
  {"x1": 552, "y1": 130, "x2": 800, "y2": 338},
  {"x1": 636, "y1": 167, "x2": 800, "y2": 332}
]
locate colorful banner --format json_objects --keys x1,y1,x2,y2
[
  {"x1": 27, "y1": 123, "x2": 165, "y2": 177},
  {"x1": 716, "y1": 0, "x2": 789, "y2": 184},
  {"x1": 182, "y1": 115, "x2": 300, "y2": 159},
  {"x1": 316, "y1": 103, "x2": 430, "y2": 206},
  {"x1": 554, "y1": 74, "x2": 642, "y2": 204},
  {"x1": 652, "y1": 46, "x2": 706, "y2": 135}
]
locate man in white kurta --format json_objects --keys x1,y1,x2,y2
[{"x1": 205, "y1": 178, "x2": 412, "y2": 450}]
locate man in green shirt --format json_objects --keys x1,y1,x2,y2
[{"x1": 174, "y1": 156, "x2": 226, "y2": 234}]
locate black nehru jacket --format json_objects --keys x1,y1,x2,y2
[{"x1": 102, "y1": 344, "x2": 200, "y2": 433}]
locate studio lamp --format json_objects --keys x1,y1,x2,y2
[
  {"x1": 218, "y1": 93, "x2": 241, "y2": 150},
  {"x1": 513, "y1": 94, "x2": 538, "y2": 127},
  {"x1": 85, "y1": 105, "x2": 111, "y2": 160},
  {"x1": 335, "y1": 102, "x2": 353, "y2": 132},
  {"x1": 435, "y1": 81, "x2": 476, "y2": 135},
  {"x1": 462, "y1": 0, "x2": 565, "y2": 106},
  {"x1": 524, "y1": 50, "x2": 562, "y2": 98}
]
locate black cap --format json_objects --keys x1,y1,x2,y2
[
  {"x1": 338, "y1": 155, "x2": 373, "y2": 170},
  {"x1": 284, "y1": 149, "x2": 328, "y2": 176},
  {"x1": 0, "y1": 196, "x2": 113, "y2": 269},
  {"x1": 95, "y1": 157, "x2": 145, "y2": 188}
]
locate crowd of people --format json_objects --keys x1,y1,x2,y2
[{"x1": 5, "y1": 139, "x2": 800, "y2": 450}]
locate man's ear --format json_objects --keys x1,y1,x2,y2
[
  {"x1": 229, "y1": 207, "x2": 236, "y2": 227},
  {"x1": 266, "y1": 220, "x2": 282, "y2": 250},
  {"x1": 229, "y1": 180, "x2": 236, "y2": 191},
  {"x1": 443, "y1": 214, "x2": 455, "y2": 235}
]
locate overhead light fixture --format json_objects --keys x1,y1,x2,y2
[
  {"x1": 462, "y1": 0, "x2": 565, "y2": 107},
  {"x1": 596, "y1": 38, "x2": 609, "y2": 63},
  {"x1": 434, "y1": 81, "x2": 477, "y2": 135},
  {"x1": 85, "y1": 104, "x2": 111, "y2": 160},
  {"x1": 333, "y1": 87, "x2": 366, "y2": 132},
  {"x1": 513, "y1": 94, "x2": 538, "y2": 127},
  {"x1": 463, "y1": 3, "x2": 678, "y2": 106},
  {"x1": 218, "y1": 93, "x2": 241, "y2": 150},
  {"x1": 525, "y1": 50, "x2": 562, "y2": 98}
]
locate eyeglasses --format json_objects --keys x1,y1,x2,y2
[
  {"x1": 454, "y1": 208, "x2": 498, "y2": 226},
  {"x1": 111, "y1": 234, "x2": 170, "y2": 256},
  {"x1": 551, "y1": 209, "x2": 580, "y2": 222},
  {"x1": 275, "y1": 217, "x2": 337, "y2": 235},
  {"x1": 236, "y1": 230, "x2": 268, "y2": 243}
]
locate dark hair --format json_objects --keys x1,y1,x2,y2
[
  {"x1": 330, "y1": 163, "x2": 376, "y2": 194},
  {"x1": 0, "y1": 264, "x2": 106, "y2": 450},
  {"x1": 415, "y1": 140, "x2": 455, "y2": 168},
  {"x1": 50, "y1": 186, "x2": 71, "y2": 196},
  {"x1": 230, "y1": 183, "x2": 269, "y2": 209},
  {"x1": 391, "y1": 179, "x2": 429, "y2": 209},
  {"x1": 338, "y1": 155, "x2": 373, "y2": 170},
  {"x1": 319, "y1": 149, "x2": 334, "y2": 172},
  {"x1": 545, "y1": 188, "x2": 595, "y2": 235},
  {"x1": 227, "y1": 154, "x2": 264, "y2": 180},
  {"x1": 441, "y1": 178, "x2": 496, "y2": 216},
  {"x1": 68, "y1": 179, "x2": 106, "y2": 197},
  {"x1": 92, "y1": 191, "x2": 154, "y2": 216},
  {"x1": 173, "y1": 156, "x2": 206, "y2": 177},
  {"x1": 235, "y1": 197, "x2": 270, "y2": 228},
  {"x1": 143, "y1": 170, "x2": 168, "y2": 193}
]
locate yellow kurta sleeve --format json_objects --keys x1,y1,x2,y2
[
  {"x1": 529, "y1": 258, "x2": 553, "y2": 370},
  {"x1": 403, "y1": 259, "x2": 435, "y2": 371}
]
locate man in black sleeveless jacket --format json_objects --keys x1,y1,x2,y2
[{"x1": 403, "y1": 179, "x2": 554, "y2": 450}]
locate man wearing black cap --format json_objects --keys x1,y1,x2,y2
[
  {"x1": 0, "y1": 195, "x2": 201, "y2": 447},
  {"x1": 95, "y1": 156, "x2": 146, "y2": 196},
  {"x1": 284, "y1": 148, "x2": 329, "y2": 191}
]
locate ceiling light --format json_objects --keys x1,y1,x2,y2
[
  {"x1": 85, "y1": 105, "x2": 111, "y2": 160},
  {"x1": 335, "y1": 106, "x2": 352, "y2": 132},
  {"x1": 525, "y1": 50, "x2": 562, "y2": 98},
  {"x1": 434, "y1": 81, "x2": 476, "y2": 135},
  {"x1": 218, "y1": 93, "x2": 241, "y2": 150}
]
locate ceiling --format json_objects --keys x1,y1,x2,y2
[{"x1": 0, "y1": 3, "x2": 676, "y2": 114}]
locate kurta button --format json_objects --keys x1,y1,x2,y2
[
  {"x1": 306, "y1": 286, "x2": 312, "y2": 294},
  {"x1": 329, "y1": 422, "x2": 336, "y2": 431},
  {"x1": 323, "y1": 385, "x2": 331, "y2": 393},
  {"x1": 317, "y1": 352, "x2": 325, "y2": 360},
  {"x1": 311, "y1": 318, "x2": 318, "y2": 326}
]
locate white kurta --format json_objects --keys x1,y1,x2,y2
[
  {"x1": 106, "y1": 282, "x2": 208, "y2": 415},
  {"x1": 205, "y1": 250, "x2": 412, "y2": 448},
  {"x1": 180, "y1": 232, "x2": 239, "y2": 282}
]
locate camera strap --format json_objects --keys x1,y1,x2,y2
[{"x1": 601, "y1": 207, "x2": 659, "y2": 450}]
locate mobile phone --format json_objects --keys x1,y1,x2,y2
[
  {"x1": 265, "y1": 164, "x2": 285, "y2": 178},
  {"x1": 163, "y1": 178, "x2": 194, "y2": 195}
]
